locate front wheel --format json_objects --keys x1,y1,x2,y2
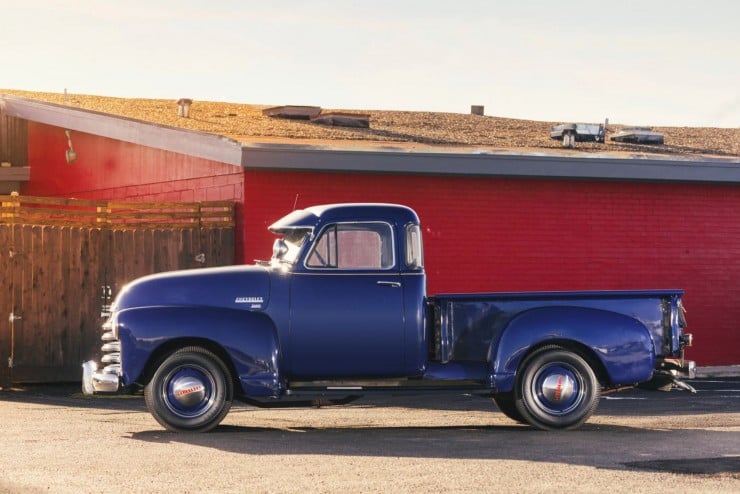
[
  {"x1": 144, "y1": 346, "x2": 233, "y2": 432},
  {"x1": 493, "y1": 392, "x2": 525, "y2": 423},
  {"x1": 514, "y1": 346, "x2": 600, "y2": 430}
]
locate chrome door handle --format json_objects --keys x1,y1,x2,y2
[{"x1": 377, "y1": 281, "x2": 401, "y2": 288}]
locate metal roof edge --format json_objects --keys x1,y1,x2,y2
[
  {"x1": 240, "y1": 144, "x2": 740, "y2": 184},
  {"x1": 0, "y1": 95, "x2": 243, "y2": 166}
]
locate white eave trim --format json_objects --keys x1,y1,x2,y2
[{"x1": 0, "y1": 95, "x2": 242, "y2": 166}]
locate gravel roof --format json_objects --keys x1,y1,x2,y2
[{"x1": 3, "y1": 89, "x2": 738, "y2": 159}]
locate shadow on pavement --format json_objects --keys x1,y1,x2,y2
[
  {"x1": 4, "y1": 383, "x2": 739, "y2": 476},
  {"x1": 0, "y1": 383, "x2": 145, "y2": 412},
  {"x1": 126, "y1": 422, "x2": 740, "y2": 476}
]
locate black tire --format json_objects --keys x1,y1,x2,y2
[
  {"x1": 493, "y1": 392, "x2": 526, "y2": 423},
  {"x1": 514, "y1": 345, "x2": 600, "y2": 430},
  {"x1": 144, "y1": 346, "x2": 233, "y2": 432}
]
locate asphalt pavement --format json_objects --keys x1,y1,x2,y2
[{"x1": 0, "y1": 378, "x2": 738, "y2": 493}]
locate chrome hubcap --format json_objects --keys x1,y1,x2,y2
[
  {"x1": 171, "y1": 375, "x2": 207, "y2": 408},
  {"x1": 541, "y1": 373, "x2": 576, "y2": 403},
  {"x1": 532, "y1": 363, "x2": 584, "y2": 415},
  {"x1": 164, "y1": 365, "x2": 215, "y2": 418}
]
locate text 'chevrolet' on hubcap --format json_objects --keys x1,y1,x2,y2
[
  {"x1": 532, "y1": 363, "x2": 584, "y2": 415},
  {"x1": 171, "y1": 375, "x2": 207, "y2": 408},
  {"x1": 541, "y1": 373, "x2": 575, "y2": 403}
]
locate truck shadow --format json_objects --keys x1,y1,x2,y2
[
  {"x1": 126, "y1": 422, "x2": 740, "y2": 476},
  {"x1": 2, "y1": 380, "x2": 737, "y2": 417}
]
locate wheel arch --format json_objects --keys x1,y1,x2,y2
[
  {"x1": 518, "y1": 339, "x2": 610, "y2": 386},
  {"x1": 136, "y1": 337, "x2": 240, "y2": 393},
  {"x1": 118, "y1": 306, "x2": 284, "y2": 398},
  {"x1": 489, "y1": 306, "x2": 655, "y2": 392}
]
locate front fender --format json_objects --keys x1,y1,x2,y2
[
  {"x1": 490, "y1": 306, "x2": 655, "y2": 392},
  {"x1": 117, "y1": 306, "x2": 282, "y2": 397}
]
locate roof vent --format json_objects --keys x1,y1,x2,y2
[
  {"x1": 611, "y1": 127, "x2": 664, "y2": 145},
  {"x1": 262, "y1": 105, "x2": 322, "y2": 120},
  {"x1": 311, "y1": 112, "x2": 370, "y2": 128},
  {"x1": 177, "y1": 98, "x2": 193, "y2": 118}
]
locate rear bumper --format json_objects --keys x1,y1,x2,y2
[
  {"x1": 81, "y1": 360, "x2": 121, "y2": 394},
  {"x1": 641, "y1": 357, "x2": 697, "y2": 393},
  {"x1": 661, "y1": 357, "x2": 696, "y2": 379}
]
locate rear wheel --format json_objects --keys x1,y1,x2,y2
[
  {"x1": 144, "y1": 346, "x2": 233, "y2": 432},
  {"x1": 514, "y1": 345, "x2": 600, "y2": 430}
]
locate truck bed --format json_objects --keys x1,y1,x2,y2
[{"x1": 430, "y1": 289, "x2": 683, "y2": 364}]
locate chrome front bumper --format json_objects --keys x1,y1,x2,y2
[
  {"x1": 82, "y1": 313, "x2": 122, "y2": 395},
  {"x1": 81, "y1": 360, "x2": 121, "y2": 394}
]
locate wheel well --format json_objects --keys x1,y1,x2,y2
[
  {"x1": 521, "y1": 339, "x2": 610, "y2": 386},
  {"x1": 136, "y1": 338, "x2": 239, "y2": 391}
]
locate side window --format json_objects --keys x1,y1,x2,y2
[
  {"x1": 306, "y1": 223, "x2": 395, "y2": 270},
  {"x1": 405, "y1": 223, "x2": 424, "y2": 269},
  {"x1": 307, "y1": 225, "x2": 338, "y2": 268}
]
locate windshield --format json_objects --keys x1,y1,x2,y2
[{"x1": 271, "y1": 229, "x2": 310, "y2": 266}]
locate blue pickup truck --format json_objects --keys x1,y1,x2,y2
[{"x1": 82, "y1": 203, "x2": 695, "y2": 432}]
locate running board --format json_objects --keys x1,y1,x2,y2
[{"x1": 285, "y1": 379, "x2": 489, "y2": 396}]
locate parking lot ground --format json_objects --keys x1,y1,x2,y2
[{"x1": 1, "y1": 379, "x2": 738, "y2": 493}]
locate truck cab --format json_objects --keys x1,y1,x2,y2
[{"x1": 267, "y1": 204, "x2": 427, "y2": 379}]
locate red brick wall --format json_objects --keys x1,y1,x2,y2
[
  {"x1": 244, "y1": 169, "x2": 740, "y2": 366},
  {"x1": 22, "y1": 122, "x2": 246, "y2": 256}
]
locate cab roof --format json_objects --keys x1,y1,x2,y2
[{"x1": 268, "y1": 203, "x2": 420, "y2": 233}]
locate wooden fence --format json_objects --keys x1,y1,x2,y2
[
  {"x1": 0, "y1": 195, "x2": 235, "y2": 385},
  {"x1": 0, "y1": 194, "x2": 233, "y2": 228}
]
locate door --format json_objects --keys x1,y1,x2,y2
[{"x1": 288, "y1": 222, "x2": 406, "y2": 379}]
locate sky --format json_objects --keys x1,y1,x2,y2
[{"x1": 1, "y1": 0, "x2": 738, "y2": 127}]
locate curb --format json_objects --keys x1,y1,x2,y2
[{"x1": 695, "y1": 366, "x2": 740, "y2": 379}]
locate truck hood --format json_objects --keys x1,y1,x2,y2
[{"x1": 113, "y1": 265, "x2": 271, "y2": 312}]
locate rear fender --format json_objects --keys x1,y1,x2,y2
[
  {"x1": 489, "y1": 306, "x2": 654, "y2": 392},
  {"x1": 116, "y1": 306, "x2": 282, "y2": 397}
]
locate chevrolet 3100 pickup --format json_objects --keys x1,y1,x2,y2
[{"x1": 82, "y1": 203, "x2": 695, "y2": 432}]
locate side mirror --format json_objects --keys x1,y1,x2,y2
[{"x1": 272, "y1": 239, "x2": 289, "y2": 259}]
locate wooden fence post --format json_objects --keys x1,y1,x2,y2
[
  {"x1": 96, "y1": 202, "x2": 111, "y2": 225},
  {"x1": 1, "y1": 194, "x2": 19, "y2": 223}
]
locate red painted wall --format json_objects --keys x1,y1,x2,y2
[
  {"x1": 22, "y1": 122, "x2": 246, "y2": 257},
  {"x1": 244, "y1": 169, "x2": 740, "y2": 366}
]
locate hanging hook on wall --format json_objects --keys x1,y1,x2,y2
[{"x1": 65, "y1": 130, "x2": 77, "y2": 164}]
